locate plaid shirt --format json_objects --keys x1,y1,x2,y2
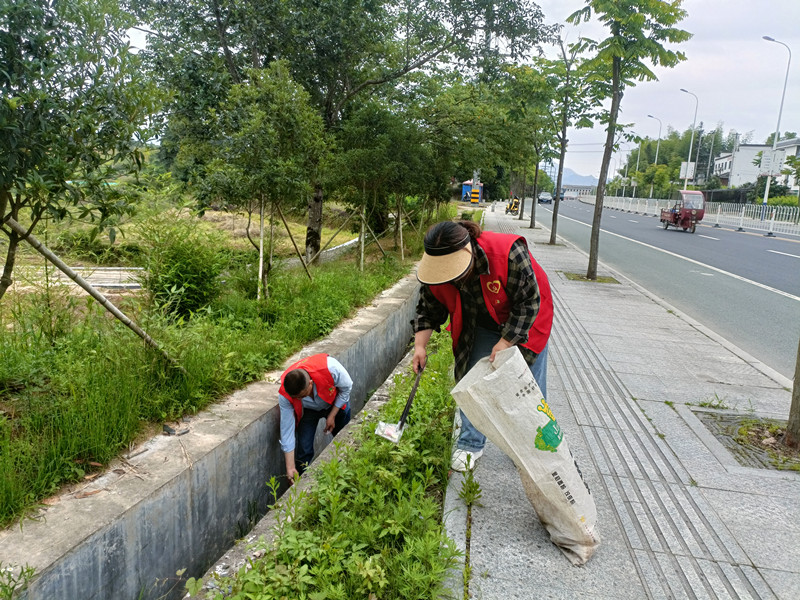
[{"x1": 413, "y1": 238, "x2": 540, "y2": 381}]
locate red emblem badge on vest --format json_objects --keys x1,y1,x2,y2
[{"x1": 486, "y1": 280, "x2": 501, "y2": 294}]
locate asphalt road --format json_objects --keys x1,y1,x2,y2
[{"x1": 535, "y1": 200, "x2": 800, "y2": 380}]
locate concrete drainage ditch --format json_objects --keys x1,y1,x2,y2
[{"x1": 0, "y1": 275, "x2": 419, "y2": 600}]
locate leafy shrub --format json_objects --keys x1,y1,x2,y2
[
  {"x1": 137, "y1": 212, "x2": 228, "y2": 318},
  {"x1": 767, "y1": 195, "x2": 799, "y2": 207}
]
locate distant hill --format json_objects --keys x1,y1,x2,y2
[{"x1": 561, "y1": 168, "x2": 598, "y2": 187}]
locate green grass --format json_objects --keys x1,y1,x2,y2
[
  {"x1": 0, "y1": 256, "x2": 415, "y2": 526},
  {"x1": 1, "y1": 196, "x2": 460, "y2": 527}
]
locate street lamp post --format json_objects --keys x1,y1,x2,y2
[
  {"x1": 633, "y1": 139, "x2": 642, "y2": 198},
  {"x1": 694, "y1": 132, "x2": 703, "y2": 184},
  {"x1": 680, "y1": 88, "x2": 699, "y2": 190},
  {"x1": 622, "y1": 152, "x2": 630, "y2": 197},
  {"x1": 762, "y1": 36, "x2": 792, "y2": 212},
  {"x1": 610, "y1": 156, "x2": 618, "y2": 195},
  {"x1": 647, "y1": 114, "x2": 662, "y2": 198}
]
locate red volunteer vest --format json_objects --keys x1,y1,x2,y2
[
  {"x1": 429, "y1": 232, "x2": 553, "y2": 354},
  {"x1": 279, "y1": 354, "x2": 339, "y2": 424}
]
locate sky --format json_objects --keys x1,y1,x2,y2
[{"x1": 535, "y1": 0, "x2": 800, "y2": 178}]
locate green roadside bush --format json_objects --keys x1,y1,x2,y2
[
  {"x1": 137, "y1": 212, "x2": 229, "y2": 319},
  {"x1": 766, "y1": 195, "x2": 799, "y2": 207}
]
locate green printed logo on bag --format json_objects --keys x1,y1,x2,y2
[{"x1": 534, "y1": 399, "x2": 563, "y2": 452}]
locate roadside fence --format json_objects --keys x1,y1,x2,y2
[{"x1": 597, "y1": 196, "x2": 800, "y2": 237}]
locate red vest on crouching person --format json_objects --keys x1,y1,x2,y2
[
  {"x1": 429, "y1": 232, "x2": 553, "y2": 354},
  {"x1": 278, "y1": 354, "x2": 338, "y2": 424}
]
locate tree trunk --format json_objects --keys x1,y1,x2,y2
[
  {"x1": 0, "y1": 230, "x2": 19, "y2": 302},
  {"x1": 786, "y1": 335, "x2": 800, "y2": 448},
  {"x1": 587, "y1": 55, "x2": 621, "y2": 280},
  {"x1": 211, "y1": 0, "x2": 241, "y2": 84},
  {"x1": 397, "y1": 197, "x2": 404, "y2": 261},
  {"x1": 550, "y1": 93, "x2": 570, "y2": 245},
  {"x1": 359, "y1": 199, "x2": 366, "y2": 272},
  {"x1": 518, "y1": 162, "x2": 527, "y2": 222},
  {"x1": 528, "y1": 160, "x2": 540, "y2": 229},
  {"x1": 306, "y1": 184, "x2": 323, "y2": 263},
  {"x1": 257, "y1": 194, "x2": 265, "y2": 301}
]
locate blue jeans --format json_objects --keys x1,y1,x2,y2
[
  {"x1": 295, "y1": 404, "x2": 351, "y2": 473},
  {"x1": 457, "y1": 327, "x2": 549, "y2": 453}
]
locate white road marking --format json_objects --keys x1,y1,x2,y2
[
  {"x1": 556, "y1": 213, "x2": 800, "y2": 302},
  {"x1": 768, "y1": 250, "x2": 800, "y2": 259},
  {"x1": 699, "y1": 235, "x2": 719, "y2": 240},
  {"x1": 628, "y1": 220, "x2": 639, "y2": 223}
]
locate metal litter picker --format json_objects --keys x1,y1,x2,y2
[{"x1": 375, "y1": 366, "x2": 424, "y2": 443}]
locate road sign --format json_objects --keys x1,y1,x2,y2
[{"x1": 759, "y1": 150, "x2": 785, "y2": 176}]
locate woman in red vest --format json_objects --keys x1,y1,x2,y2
[{"x1": 412, "y1": 220, "x2": 553, "y2": 472}]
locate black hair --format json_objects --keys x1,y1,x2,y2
[
  {"x1": 423, "y1": 220, "x2": 482, "y2": 251},
  {"x1": 284, "y1": 369, "x2": 309, "y2": 397}
]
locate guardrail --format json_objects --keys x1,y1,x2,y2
[{"x1": 598, "y1": 196, "x2": 800, "y2": 237}]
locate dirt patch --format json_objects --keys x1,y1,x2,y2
[
  {"x1": 694, "y1": 410, "x2": 800, "y2": 472},
  {"x1": 561, "y1": 271, "x2": 620, "y2": 284}
]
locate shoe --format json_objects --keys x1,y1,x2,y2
[{"x1": 451, "y1": 448, "x2": 484, "y2": 472}]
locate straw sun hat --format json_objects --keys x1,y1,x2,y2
[{"x1": 416, "y1": 229, "x2": 474, "y2": 285}]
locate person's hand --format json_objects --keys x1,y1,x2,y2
[
  {"x1": 489, "y1": 338, "x2": 513, "y2": 362},
  {"x1": 286, "y1": 466, "x2": 299, "y2": 484},
  {"x1": 324, "y1": 413, "x2": 337, "y2": 434},
  {"x1": 412, "y1": 345, "x2": 427, "y2": 373}
]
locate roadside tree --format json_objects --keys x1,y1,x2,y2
[
  {"x1": 130, "y1": 0, "x2": 557, "y2": 261},
  {"x1": 0, "y1": 0, "x2": 159, "y2": 301},
  {"x1": 567, "y1": 0, "x2": 690, "y2": 280},
  {"x1": 542, "y1": 41, "x2": 598, "y2": 243},
  {"x1": 207, "y1": 62, "x2": 327, "y2": 298},
  {"x1": 494, "y1": 64, "x2": 556, "y2": 224}
]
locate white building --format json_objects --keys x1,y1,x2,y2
[
  {"x1": 775, "y1": 137, "x2": 800, "y2": 196},
  {"x1": 713, "y1": 137, "x2": 799, "y2": 196},
  {"x1": 561, "y1": 184, "x2": 596, "y2": 199},
  {"x1": 713, "y1": 144, "x2": 769, "y2": 187}
]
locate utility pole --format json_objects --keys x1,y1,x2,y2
[
  {"x1": 729, "y1": 133, "x2": 739, "y2": 188},
  {"x1": 705, "y1": 130, "x2": 716, "y2": 181},
  {"x1": 694, "y1": 131, "x2": 703, "y2": 185}
]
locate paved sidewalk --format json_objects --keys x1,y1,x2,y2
[{"x1": 443, "y1": 207, "x2": 799, "y2": 600}]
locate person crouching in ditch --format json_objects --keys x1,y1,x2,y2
[{"x1": 278, "y1": 353, "x2": 352, "y2": 482}]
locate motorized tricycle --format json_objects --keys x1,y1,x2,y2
[
  {"x1": 660, "y1": 190, "x2": 705, "y2": 233},
  {"x1": 505, "y1": 196, "x2": 520, "y2": 215}
]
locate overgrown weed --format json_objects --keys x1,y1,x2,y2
[
  {"x1": 187, "y1": 332, "x2": 460, "y2": 599},
  {"x1": 0, "y1": 239, "x2": 411, "y2": 526}
]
